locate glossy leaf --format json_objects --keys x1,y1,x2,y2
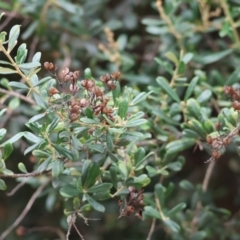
[
  {"x1": 18, "y1": 162, "x2": 28, "y2": 173},
  {"x1": 106, "y1": 131, "x2": 114, "y2": 152},
  {"x1": 0, "y1": 67, "x2": 17, "y2": 74},
  {"x1": 156, "y1": 77, "x2": 180, "y2": 103},
  {"x1": 168, "y1": 202, "x2": 186, "y2": 217},
  {"x1": 0, "y1": 179, "x2": 7, "y2": 190},
  {"x1": 143, "y1": 206, "x2": 161, "y2": 219},
  {"x1": 38, "y1": 156, "x2": 52, "y2": 173},
  {"x1": 166, "y1": 138, "x2": 195, "y2": 155},
  {"x1": 87, "y1": 183, "x2": 113, "y2": 193},
  {"x1": 52, "y1": 160, "x2": 64, "y2": 178},
  {"x1": 0, "y1": 128, "x2": 7, "y2": 142},
  {"x1": 184, "y1": 76, "x2": 199, "y2": 101},
  {"x1": 60, "y1": 186, "x2": 81, "y2": 198},
  {"x1": 130, "y1": 91, "x2": 152, "y2": 106},
  {"x1": 118, "y1": 99, "x2": 128, "y2": 119},
  {"x1": 8, "y1": 81, "x2": 29, "y2": 89},
  {"x1": 8, "y1": 25, "x2": 20, "y2": 53},
  {"x1": 109, "y1": 166, "x2": 118, "y2": 189},
  {"x1": 3, "y1": 143, "x2": 13, "y2": 160},
  {"x1": 85, "y1": 194, "x2": 105, "y2": 212}
]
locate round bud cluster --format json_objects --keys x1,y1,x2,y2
[
  {"x1": 45, "y1": 63, "x2": 120, "y2": 124},
  {"x1": 224, "y1": 85, "x2": 240, "y2": 111},
  {"x1": 100, "y1": 71, "x2": 121, "y2": 90},
  {"x1": 44, "y1": 62, "x2": 54, "y2": 70}
]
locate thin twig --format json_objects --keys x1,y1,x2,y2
[
  {"x1": 28, "y1": 36, "x2": 39, "y2": 62},
  {"x1": 0, "y1": 178, "x2": 51, "y2": 240},
  {"x1": 202, "y1": 159, "x2": 216, "y2": 192},
  {"x1": 0, "y1": 170, "x2": 47, "y2": 178},
  {"x1": 0, "y1": 88, "x2": 36, "y2": 105},
  {"x1": 73, "y1": 223, "x2": 85, "y2": 240},
  {"x1": 0, "y1": 12, "x2": 17, "y2": 31},
  {"x1": 7, "y1": 178, "x2": 29, "y2": 196},
  {"x1": 26, "y1": 226, "x2": 65, "y2": 240},
  {"x1": 146, "y1": 218, "x2": 156, "y2": 240}
]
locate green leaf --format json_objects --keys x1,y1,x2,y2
[
  {"x1": 87, "y1": 143, "x2": 105, "y2": 153},
  {"x1": 177, "y1": 61, "x2": 186, "y2": 75},
  {"x1": 135, "y1": 151, "x2": 154, "y2": 169},
  {"x1": 118, "y1": 99, "x2": 128, "y2": 119},
  {"x1": 0, "y1": 132, "x2": 24, "y2": 146},
  {"x1": 52, "y1": 160, "x2": 64, "y2": 178},
  {"x1": 118, "y1": 161, "x2": 128, "y2": 178},
  {"x1": 106, "y1": 131, "x2": 114, "y2": 152},
  {"x1": 186, "y1": 98, "x2": 202, "y2": 119},
  {"x1": 164, "y1": 219, "x2": 180, "y2": 232},
  {"x1": 129, "y1": 174, "x2": 151, "y2": 188},
  {"x1": 38, "y1": 156, "x2": 52, "y2": 173},
  {"x1": 168, "y1": 202, "x2": 186, "y2": 217},
  {"x1": 24, "y1": 141, "x2": 42, "y2": 155},
  {"x1": 182, "y1": 53, "x2": 194, "y2": 64},
  {"x1": 0, "y1": 179, "x2": 7, "y2": 190},
  {"x1": 0, "y1": 128, "x2": 7, "y2": 141},
  {"x1": 179, "y1": 180, "x2": 194, "y2": 191},
  {"x1": 32, "y1": 149, "x2": 50, "y2": 158},
  {"x1": 112, "y1": 82, "x2": 121, "y2": 106},
  {"x1": 131, "y1": 91, "x2": 152, "y2": 106},
  {"x1": 165, "y1": 52, "x2": 179, "y2": 65},
  {"x1": 190, "y1": 231, "x2": 207, "y2": 240},
  {"x1": 8, "y1": 81, "x2": 29, "y2": 89},
  {"x1": 8, "y1": 97, "x2": 20, "y2": 109},
  {"x1": 3, "y1": 143, "x2": 13, "y2": 160},
  {"x1": 0, "y1": 108, "x2": 7, "y2": 117},
  {"x1": 8, "y1": 25, "x2": 20, "y2": 53},
  {"x1": 184, "y1": 76, "x2": 199, "y2": 101},
  {"x1": 156, "y1": 77, "x2": 180, "y2": 103},
  {"x1": 28, "y1": 112, "x2": 47, "y2": 123},
  {"x1": 60, "y1": 186, "x2": 81, "y2": 198},
  {"x1": 80, "y1": 117, "x2": 100, "y2": 124},
  {"x1": 167, "y1": 161, "x2": 183, "y2": 171},
  {"x1": 0, "y1": 67, "x2": 17, "y2": 74},
  {"x1": 54, "y1": 145, "x2": 74, "y2": 159},
  {"x1": 32, "y1": 92, "x2": 48, "y2": 109},
  {"x1": 197, "y1": 89, "x2": 212, "y2": 104},
  {"x1": 82, "y1": 160, "x2": 101, "y2": 189},
  {"x1": 153, "y1": 109, "x2": 180, "y2": 126},
  {"x1": 85, "y1": 194, "x2": 105, "y2": 212},
  {"x1": 15, "y1": 43, "x2": 28, "y2": 64},
  {"x1": 0, "y1": 31, "x2": 7, "y2": 43},
  {"x1": 18, "y1": 62, "x2": 41, "y2": 70},
  {"x1": 18, "y1": 162, "x2": 28, "y2": 173},
  {"x1": 23, "y1": 131, "x2": 42, "y2": 143},
  {"x1": 32, "y1": 52, "x2": 41, "y2": 62},
  {"x1": 146, "y1": 165, "x2": 158, "y2": 177},
  {"x1": 46, "y1": 117, "x2": 59, "y2": 133},
  {"x1": 109, "y1": 166, "x2": 118, "y2": 189},
  {"x1": 81, "y1": 160, "x2": 92, "y2": 186},
  {"x1": 125, "y1": 119, "x2": 147, "y2": 127},
  {"x1": 34, "y1": 76, "x2": 52, "y2": 87},
  {"x1": 155, "y1": 183, "x2": 165, "y2": 205},
  {"x1": 193, "y1": 49, "x2": 233, "y2": 65},
  {"x1": 84, "y1": 68, "x2": 92, "y2": 79},
  {"x1": 143, "y1": 206, "x2": 161, "y2": 219},
  {"x1": 166, "y1": 138, "x2": 195, "y2": 155},
  {"x1": 87, "y1": 183, "x2": 113, "y2": 193}
]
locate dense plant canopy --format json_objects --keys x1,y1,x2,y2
[{"x1": 1, "y1": 0, "x2": 240, "y2": 239}]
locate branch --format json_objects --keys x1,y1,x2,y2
[
  {"x1": 25, "y1": 226, "x2": 65, "y2": 240},
  {"x1": 7, "y1": 178, "x2": 29, "y2": 196},
  {"x1": 146, "y1": 218, "x2": 156, "y2": 240},
  {"x1": 0, "y1": 170, "x2": 47, "y2": 178},
  {"x1": 0, "y1": 88, "x2": 36, "y2": 105},
  {"x1": 0, "y1": 178, "x2": 51, "y2": 240}
]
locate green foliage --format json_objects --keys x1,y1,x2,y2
[{"x1": 1, "y1": 0, "x2": 240, "y2": 240}]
